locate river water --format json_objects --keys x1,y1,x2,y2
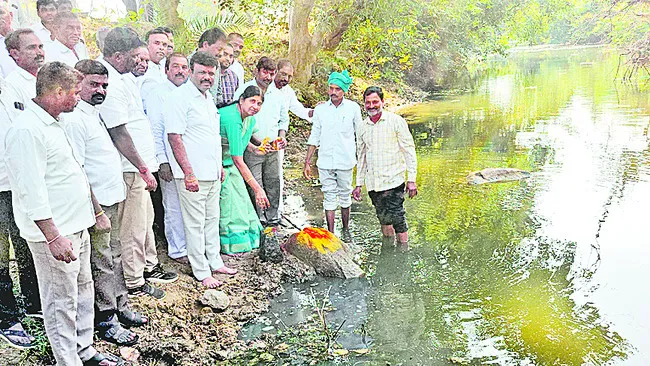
[{"x1": 245, "y1": 46, "x2": 650, "y2": 365}]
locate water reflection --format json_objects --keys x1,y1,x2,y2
[{"x1": 254, "y1": 47, "x2": 650, "y2": 365}]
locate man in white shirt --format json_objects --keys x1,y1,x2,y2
[
  {"x1": 303, "y1": 71, "x2": 361, "y2": 233},
  {"x1": 143, "y1": 53, "x2": 190, "y2": 263},
  {"x1": 0, "y1": 3, "x2": 17, "y2": 78},
  {"x1": 99, "y1": 27, "x2": 177, "y2": 300},
  {"x1": 30, "y1": 0, "x2": 57, "y2": 45},
  {"x1": 44, "y1": 12, "x2": 88, "y2": 67},
  {"x1": 234, "y1": 57, "x2": 289, "y2": 226},
  {"x1": 270, "y1": 59, "x2": 313, "y2": 121},
  {"x1": 165, "y1": 52, "x2": 236, "y2": 289},
  {"x1": 160, "y1": 26, "x2": 174, "y2": 58},
  {"x1": 0, "y1": 73, "x2": 39, "y2": 350},
  {"x1": 4, "y1": 28, "x2": 44, "y2": 104},
  {"x1": 139, "y1": 27, "x2": 168, "y2": 101},
  {"x1": 63, "y1": 59, "x2": 147, "y2": 347},
  {"x1": 226, "y1": 32, "x2": 244, "y2": 84},
  {"x1": 5, "y1": 61, "x2": 123, "y2": 366},
  {"x1": 197, "y1": 27, "x2": 227, "y2": 104}
]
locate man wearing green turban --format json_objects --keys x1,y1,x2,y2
[{"x1": 303, "y1": 70, "x2": 362, "y2": 234}]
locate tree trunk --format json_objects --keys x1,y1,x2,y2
[
  {"x1": 122, "y1": 0, "x2": 138, "y2": 13},
  {"x1": 164, "y1": 0, "x2": 182, "y2": 28},
  {"x1": 288, "y1": 0, "x2": 319, "y2": 84}
]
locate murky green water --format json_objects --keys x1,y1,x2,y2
[{"x1": 250, "y1": 46, "x2": 650, "y2": 365}]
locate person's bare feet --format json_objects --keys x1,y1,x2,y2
[
  {"x1": 213, "y1": 266, "x2": 238, "y2": 275},
  {"x1": 201, "y1": 277, "x2": 222, "y2": 288}
]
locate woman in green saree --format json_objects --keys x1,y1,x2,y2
[{"x1": 218, "y1": 85, "x2": 271, "y2": 254}]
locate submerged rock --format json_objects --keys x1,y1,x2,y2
[
  {"x1": 466, "y1": 168, "x2": 531, "y2": 185},
  {"x1": 200, "y1": 290, "x2": 230, "y2": 311},
  {"x1": 284, "y1": 227, "x2": 364, "y2": 279}
]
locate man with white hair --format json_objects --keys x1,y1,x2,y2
[
  {"x1": 43, "y1": 11, "x2": 88, "y2": 66},
  {"x1": 0, "y1": 3, "x2": 16, "y2": 77}
]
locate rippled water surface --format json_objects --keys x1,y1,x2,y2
[{"x1": 249, "y1": 46, "x2": 650, "y2": 365}]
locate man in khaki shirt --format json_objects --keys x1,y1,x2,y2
[{"x1": 353, "y1": 86, "x2": 418, "y2": 249}]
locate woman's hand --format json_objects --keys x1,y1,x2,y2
[{"x1": 255, "y1": 188, "x2": 270, "y2": 209}]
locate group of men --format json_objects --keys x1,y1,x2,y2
[{"x1": 0, "y1": 0, "x2": 418, "y2": 365}]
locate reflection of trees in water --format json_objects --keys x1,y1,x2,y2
[{"x1": 363, "y1": 148, "x2": 631, "y2": 364}]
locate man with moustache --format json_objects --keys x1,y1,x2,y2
[
  {"x1": 62, "y1": 59, "x2": 147, "y2": 347},
  {"x1": 0, "y1": 3, "x2": 16, "y2": 78},
  {"x1": 5, "y1": 61, "x2": 124, "y2": 366},
  {"x1": 353, "y1": 86, "x2": 418, "y2": 249},
  {"x1": 43, "y1": 12, "x2": 88, "y2": 67},
  {"x1": 165, "y1": 52, "x2": 236, "y2": 288},
  {"x1": 30, "y1": 0, "x2": 56, "y2": 44},
  {"x1": 270, "y1": 59, "x2": 313, "y2": 121},
  {"x1": 234, "y1": 57, "x2": 288, "y2": 226},
  {"x1": 215, "y1": 43, "x2": 238, "y2": 107},
  {"x1": 226, "y1": 32, "x2": 244, "y2": 84},
  {"x1": 131, "y1": 45, "x2": 149, "y2": 77},
  {"x1": 139, "y1": 27, "x2": 168, "y2": 101},
  {"x1": 143, "y1": 53, "x2": 190, "y2": 263},
  {"x1": 99, "y1": 27, "x2": 177, "y2": 300},
  {"x1": 4, "y1": 28, "x2": 44, "y2": 104},
  {"x1": 303, "y1": 71, "x2": 361, "y2": 233}
]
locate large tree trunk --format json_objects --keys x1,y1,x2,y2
[
  {"x1": 164, "y1": 0, "x2": 182, "y2": 28},
  {"x1": 288, "y1": 0, "x2": 319, "y2": 84},
  {"x1": 122, "y1": 0, "x2": 138, "y2": 13}
]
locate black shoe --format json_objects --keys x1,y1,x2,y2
[
  {"x1": 128, "y1": 283, "x2": 166, "y2": 300},
  {"x1": 144, "y1": 264, "x2": 178, "y2": 284}
]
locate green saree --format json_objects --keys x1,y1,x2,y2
[{"x1": 218, "y1": 104, "x2": 263, "y2": 254}]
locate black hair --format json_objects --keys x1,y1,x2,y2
[
  {"x1": 197, "y1": 27, "x2": 226, "y2": 48},
  {"x1": 75, "y1": 59, "x2": 109, "y2": 76},
  {"x1": 57, "y1": 0, "x2": 73, "y2": 9},
  {"x1": 363, "y1": 86, "x2": 384, "y2": 101},
  {"x1": 256, "y1": 56, "x2": 276, "y2": 71},
  {"x1": 103, "y1": 27, "x2": 143, "y2": 57},
  {"x1": 36, "y1": 0, "x2": 57, "y2": 11},
  {"x1": 164, "y1": 52, "x2": 188, "y2": 72},
  {"x1": 145, "y1": 27, "x2": 168, "y2": 42},
  {"x1": 190, "y1": 51, "x2": 218, "y2": 71}
]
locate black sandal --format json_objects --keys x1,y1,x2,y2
[
  {"x1": 83, "y1": 352, "x2": 125, "y2": 366},
  {"x1": 0, "y1": 323, "x2": 35, "y2": 350},
  {"x1": 118, "y1": 309, "x2": 149, "y2": 328},
  {"x1": 96, "y1": 321, "x2": 138, "y2": 346}
]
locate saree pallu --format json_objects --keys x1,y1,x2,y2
[{"x1": 219, "y1": 165, "x2": 263, "y2": 254}]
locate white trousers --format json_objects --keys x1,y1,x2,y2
[
  {"x1": 318, "y1": 168, "x2": 354, "y2": 211},
  {"x1": 160, "y1": 178, "x2": 187, "y2": 259},
  {"x1": 176, "y1": 179, "x2": 223, "y2": 281}
]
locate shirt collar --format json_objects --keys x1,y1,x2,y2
[
  {"x1": 327, "y1": 98, "x2": 347, "y2": 108},
  {"x1": 184, "y1": 80, "x2": 208, "y2": 99},
  {"x1": 98, "y1": 58, "x2": 122, "y2": 79},
  {"x1": 15, "y1": 66, "x2": 36, "y2": 81},
  {"x1": 26, "y1": 99, "x2": 58, "y2": 125},
  {"x1": 366, "y1": 110, "x2": 386, "y2": 124},
  {"x1": 52, "y1": 39, "x2": 72, "y2": 53},
  {"x1": 76, "y1": 100, "x2": 99, "y2": 116}
]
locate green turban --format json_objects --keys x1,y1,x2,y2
[{"x1": 328, "y1": 70, "x2": 353, "y2": 93}]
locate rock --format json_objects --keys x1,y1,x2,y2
[
  {"x1": 466, "y1": 168, "x2": 531, "y2": 185},
  {"x1": 200, "y1": 290, "x2": 230, "y2": 311},
  {"x1": 259, "y1": 227, "x2": 283, "y2": 263},
  {"x1": 284, "y1": 227, "x2": 364, "y2": 279}
]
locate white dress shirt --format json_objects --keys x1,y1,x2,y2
[
  {"x1": 164, "y1": 81, "x2": 221, "y2": 181},
  {"x1": 227, "y1": 59, "x2": 244, "y2": 87},
  {"x1": 62, "y1": 100, "x2": 126, "y2": 207},
  {"x1": 307, "y1": 98, "x2": 361, "y2": 170},
  {"x1": 143, "y1": 79, "x2": 176, "y2": 165},
  {"x1": 139, "y1": 60, "x2": 166, "y2": 103},
  {"x1": 5, "y1": 67, "x2": 36, "y2": 105},
  {"x1": 98, "y1": 58, "x2": 158, "y2": 173},
  {"x1": 4, "y1": 99, "x2": 95, "y2": 242},
  {"x1": 269, "y1": 82, "x2": 312, "y2": 122},
  {"x1": 0, "y1": 79, "x2": 20, "y2": 192},
  {"x1": 233, "y1": 79, "x2": 289, "y2": 141},
  {"x1": 0, "y1": 35, "x2": 17, "y2": 78},
  {"x1": 44, "y1": 39, "x2": 89, "y2": 67},
  {"x1": 30, "y1": 22, "x2": 53, "y2": 45}
]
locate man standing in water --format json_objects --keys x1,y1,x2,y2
[
  {"x1": 303, "y1": 70, "x2": 361, "y2": 233},
  {"x1": 353, "y1": 86, "x2": 418, "y2": 249}
]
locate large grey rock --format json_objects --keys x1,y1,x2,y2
[
  {"x1": 200, "y1": 290, "x2": 230, "y2": 311},
  {"x1": 284, "y1": 228, "x2": 364, "y2": 279},
  {"x1": 467, "y1": 168, "x2": 531, "y2": 185}
]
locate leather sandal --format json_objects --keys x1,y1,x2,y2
[{"x1": 118, "y1": 309, "x2": 148, "y2": 328}]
